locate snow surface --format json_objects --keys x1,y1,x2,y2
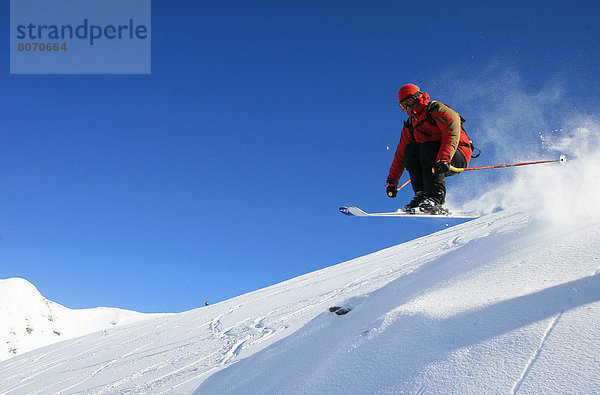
[
  {"x1": 0, "y1": 278, "x2": 165, "y2": 362},
  {"x1": 1, "y1": 123, "x2": 600, "y2": 393}
]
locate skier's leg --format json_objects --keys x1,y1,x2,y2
[
  {"x1": 403, "y1": 143, "x2": 424, "y2": 194},
  {"x1": 419, "y1": 141, "x2": 445, "y2": 204}
]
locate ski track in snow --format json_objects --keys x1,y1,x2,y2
[
  {"x1": 512, "y1": 265, "x2": 600, "y2": 394},
  {"x1": 512, "y1": 311, "x2": 564, "y2": 395}
]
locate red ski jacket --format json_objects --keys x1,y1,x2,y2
[{"x1": 387, "y1": 96, "x2": 473, "y2": 186}]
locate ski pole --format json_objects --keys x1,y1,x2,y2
[
  {"x1": 447, "y1": 155, "x2": 566, "y2": 173},
  {"x1": 396, "y1": 178, "x2": 411, "y2": 192},
  {"x1": 398, "y1": 155, "x2": 566, "y2": 195}
]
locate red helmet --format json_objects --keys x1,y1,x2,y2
[
  {"x1": 398, "y1": 83, "x2": 423, "y2": 112},
  {"x1": 398, "y1": 83, "x2": 420, "y2": 101}
]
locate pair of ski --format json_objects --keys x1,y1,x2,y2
[{"x1": 339, "y1": 206, "x2": 480, "y2": 219}]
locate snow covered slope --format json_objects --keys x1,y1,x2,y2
[
  {"x1": 1, "y1": 208, "x2": 599, "y2": 393},
  {"x1": 0, "y1": 278, "x2": 163, "y2": 362},
  {"x1": 197, "y1": 211, "x2": 600, "y2": 394}
]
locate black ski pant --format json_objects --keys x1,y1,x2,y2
[{"x1": 403, "y1": 141, "x2": 467, "y2": 205}]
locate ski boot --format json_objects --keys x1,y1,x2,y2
[
  {"x1": 417, "y1": 197, "x2": 449, "y2": 215},
  {"x1": 402, "y1": 191, "x2": 425, "y2": 213}
]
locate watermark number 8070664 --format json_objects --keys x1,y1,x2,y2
[{"x1": 18, "y1": 42, "x2": 68, "y2": 52}]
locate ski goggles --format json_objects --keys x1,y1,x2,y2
[{"x1": 398, "y1": 92, "x2": 421, "y2": 111}]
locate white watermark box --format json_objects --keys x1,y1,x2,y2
[{"x1": 10, "y1": 0, "x2": 151, "y2": 74}]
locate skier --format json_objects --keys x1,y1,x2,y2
[{"x1": 386, "y1": 83, "x2": 473, "y2": 214}]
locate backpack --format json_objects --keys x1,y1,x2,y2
[{"x1": 405, "y1": 101, "x2": 480, "y2": 158}]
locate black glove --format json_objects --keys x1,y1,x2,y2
[
  {"x1": 433, "y1": 161, "x2": 449, "y2": 175},
  {"x1": 386, "y1": 178, "x2": 397, "y2": 198}
]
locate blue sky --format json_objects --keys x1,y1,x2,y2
[{"x1": 1, "y1": 1, "x2": 599, "y2": 312}]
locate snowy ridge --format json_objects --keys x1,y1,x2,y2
[{"x1": 0, "y1": 278, "x2": 163, "y2": 362}]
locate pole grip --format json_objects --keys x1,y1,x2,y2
[{"x1": 449, "y1": 164, "x2": 466, "y2": 173}]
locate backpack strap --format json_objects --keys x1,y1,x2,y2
[{"x1": 407, "y1": 102, "x2": 437, "y2": 138}]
